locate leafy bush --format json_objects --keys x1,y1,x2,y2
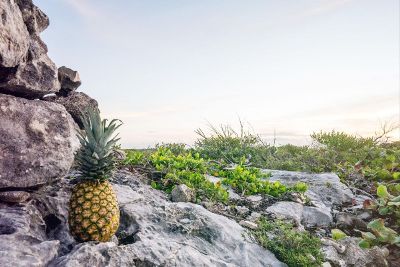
[
  {"x1": 149, "y1": 147, "x2": 228, "y2": 202},
  {"x1": 252, "y1": 218, "x2": 323, "y2": 267},
  {"x1": 195, "y1": 123, "x2": 265, "y2": 164},
  {"x1": 359, "y1": 219, "x2": 400, "y2": 248},
  {"x1": 124, "y1": 150, "x2": 145, "y2": 166},
  {"x1": 311, "y1": 131, "x2": 374, "y2": 152},
  {"x1": 217, "y1": 162, "x2": 307, "y2": 197}
]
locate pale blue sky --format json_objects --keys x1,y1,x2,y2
[{"x1": 35, "y1": 0, "x2": 399, "y2": 148}]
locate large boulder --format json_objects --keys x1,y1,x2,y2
[
  {"x1": 0, "y1": 0, "x2": 60, "y2": 98},
  {"x1": 44, "y1": 91, "x2": 99, "y2": 128},
  {"x1": 0, "y1": 93, "x2": 80, "y2": 189}
]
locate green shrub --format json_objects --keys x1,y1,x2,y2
[
  {"x1": 149, "y1": 147, "x2": 228, "y2": 202},
  {"x1": 195, "y1": 123, "x2": 265, "y2": 164},
  {"x1": 311, "y1": 130, "x2": 374, "y2": 152},
  {"x1": 217, "y1": 162, "x2": 307, "y2": 197},
  {"x1": 252, "y1": 218, "x2": 323, "y2": 267},
  {"x1": 124, "y1": 150, "x2": 145, "y2": 166}
]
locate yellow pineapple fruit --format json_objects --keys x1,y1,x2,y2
[{"x1": 68, "y1": 109, "x2": 122, "y2": 242}]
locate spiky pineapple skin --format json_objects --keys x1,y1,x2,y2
[{"x1": 68, "y1": 180, "x2": 120, "y2": 242}]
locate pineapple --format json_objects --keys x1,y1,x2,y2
[{"x1": 68, "y1": 109, "x2": 122, "y2": 242}]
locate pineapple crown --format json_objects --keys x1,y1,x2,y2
[{"x1": 75, "y1": 109, "x2": 122, "y2": 181}]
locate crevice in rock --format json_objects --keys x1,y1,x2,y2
[
  {"x1": 0, "y1": 184, "x2": 42, "y2": 193},
  {"x1": 0, "y1": 224, "x2": 17, "y2": 235},
  {"x1": 0, "y1": 65, "x2": 18, "y2": 83},
  {"x1": 116, "y1": 210, "x2": 140, "y2": 245},
  {"x1": 44, "y1": 214, "x2": 61, "y2": 235}
]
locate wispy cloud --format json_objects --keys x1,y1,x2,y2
[
  {"x1": 298, "y1": 0, "x2": 354, "y2": 18},
  {"x1": 63, "y1": 0, "x2": 98, "y2": 18}
]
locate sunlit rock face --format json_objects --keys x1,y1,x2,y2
[
  {"x1": 0, "y1": 0, "x2": 60, "y2": 98},
  {"x1": 0, "y1": 93, "x2": 79, "y2": 189}
]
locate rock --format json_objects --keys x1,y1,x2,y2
[
  {"x1": 227, "y1": 188, "x2": 242, "y2": 201},
  {"x1": 0, "y1": 0, "x2": 30, "y2": 67},
  {"x1": 246, "y1": 194, "x2": 263, "y2": 209},
  {"x1": 0, "y1": 203, "x2": 60, "y2": 266},
  {"x1": 322, "y1": 237, "x2": 388, "y2": 267},
  {"x1": 235, "y1": 205, "x2": 250, "y2": 216},
  {"x1": 32, "y1": 176, "x2": 76, "y2": 255},
  {"x1": 0, "y1": 54, "x2": 60, "y2": 98},
  {"x1": 0, "y1": 191, "x2": 30, "y2": 203},
  {"x1": 205, "y1": 174, "x2": 222, "y2": 184},
  {"x1": 0, "y1": 0, "x2": 60, "y2": 98},
  {"x1": 0, "y1": 93, "x2": 80, "y2": 189},
  {"x1": 264, "y1": 170, "x2": 354, "y2": 208},
  {"x1": 44, "y1": 91, "x2": 99, "y2": 128},
  {"x1": 266, "y1": 201, "x2": 333, "y2": 228},
  {"x1": 302, "y1": 206, "x2": 332, "y2": 228},
  {"x1": 336, "y1": 212, "x2": 368, "y2": 231},
  {"x1": 57, "y1": 66, "x2": 82, "y2": 95},
  {"x1": 171, "y1": 184, "x2": 195, "y2": 202},
  {"x1": 247, "y1": 212, "x2": 262, "y2": 222},
  {"x1": 51, "y1": 242, "x2": 134, "y2": 267},
  {"x1": 15, "y1": 0, "x2": 50, "y2": 35},
  {"x1": 266, "y1": 201, "x2": 303, "y2": 225},
  {"x1": 239, "y1": 220, "x2": 258, "y2": 230}
]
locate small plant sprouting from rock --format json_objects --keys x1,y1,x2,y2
[{"x1": 251, "y1": 217, "x2": 323, "y2": 267}]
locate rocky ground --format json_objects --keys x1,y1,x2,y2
[{"x1": 0, "y1": 167, "x2": 391, "y2": 267}]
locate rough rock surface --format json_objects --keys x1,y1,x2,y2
[
  {"x1": 0, "y1": 93, "x2": 80, "y2": 189},
  {"x1": 0, "y1": 191, "x2": 30, "y2": 203},
  {"x1": 0, "y1": 0, "x2": 60, "y2": 98},
  {"x1": 322, "y1": 237, "x2": 388, "y2": 267},
  {"x1": 266, "y1": 201, "x2": 333, "y2": 228},
  {"x1": 57, "y1": 66, "x2": 82, "y2": 96},
  {"x1": 0, "y1": 203, "x2": 60, "y2": 267},
  {"x1": 44, "y1": 91, "x2": 99, "y2": 128},
  {"x1": 0, "y1": 0, "x2": 30, "y2": 67},
  {"x1": 265, "y1": 170, "x2": 354, "y2": 208},
  {"x1": 0, "y1": 170, "x2": 286, "y2": 267}
]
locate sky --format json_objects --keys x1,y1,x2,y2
[{"x1": 35, "y1": 0, "x2": 399, "y2": 148}]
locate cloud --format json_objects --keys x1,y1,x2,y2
[
  {"x1": 298, "y1": 0, "x2": 354, "y2": 18},
  {"x1": 63, "y1": 0, "x2": 98, "y2": 18}
]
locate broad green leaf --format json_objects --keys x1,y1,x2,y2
[
  {"x1": 359, "y1": 239, "x2": 371, "y2": 249},
  {"x1": 332, "y1": 229, "x2": 347, "y2": 240},
  {"x1": 377, "y1": 185, "x2": 390, "y2": 199}
]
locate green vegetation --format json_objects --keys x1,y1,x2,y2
[
  {"x1": 124, "y1": 145, "x2": 307, "y2": 203},
  {"x1": 123, "y1": 123, "x2": 400, "y2": 259},
  {"x1": 149, "y1": 146, "x2": 228, "y2": 202},
  {"x1": 360, "y1": 184, "x2": 400, "y2": 248},
  {"x1": 217, "y1": 162, "x2": 307, "y2": 197},
  {"x1": 252, "y1": 218, "x2": 324, "y2": 267}
]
